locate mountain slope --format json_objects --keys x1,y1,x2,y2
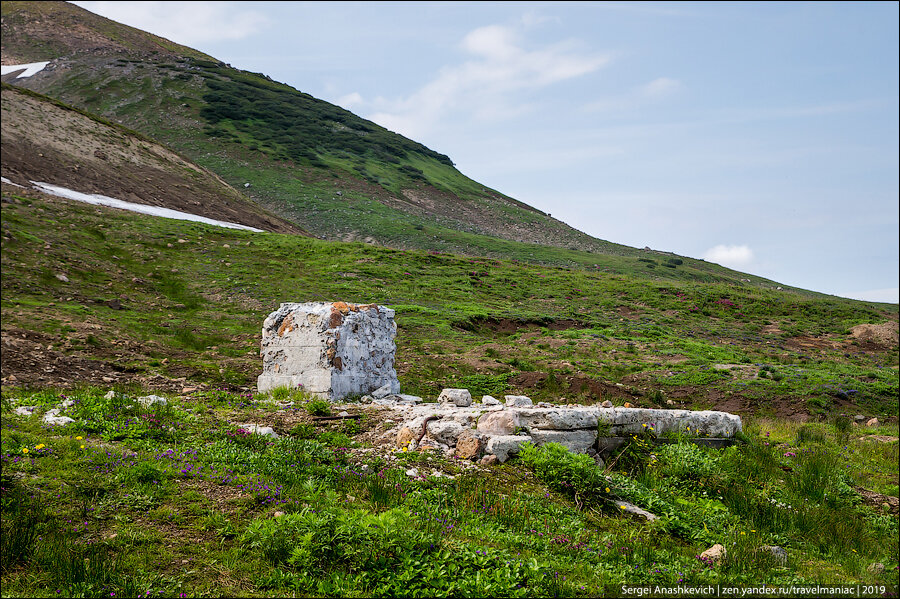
[
  {"x1": 2, "y1": 0, "x2": 697, "y2": 271},
  {"x1": 1, "y1": 82, "x2": 306, "y2": 234}
]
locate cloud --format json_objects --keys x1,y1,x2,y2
[
  {"x1": 73, "y1": 1, "x2": 268, "y2": 45},
  {"x1": 640, "y1": 77, "x2": 681, "y2": 98},
  {"x1": 337, "y1": 92, "x2": 364, "y2": 110},
  {"x1": 702, "y1": 244, "x2": 755, "y2": 268},
  {"x1": 583, "y1": 76, "x2": 682, "y2": 113},
  {"x1": 360, "y1": 21, "x2": 610, "y2": 138}
]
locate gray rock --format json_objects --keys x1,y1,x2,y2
[
  {"x1": 504, "y1": 395, "x2": 533, "y2": 407},
  {"x1": 138, "y1": 395, "x2": 168, "y2": 407},
  {"x1": 485, "y1": 435, "x2": 532, "y2": 463},
  {"x1": 513, "y1": 407, "x2": 598, "y2": 431},
  {"x1": 439, "y1": 388, "x2": 473, "y2": 407},
  {"x1": 699, "y1": 544, "x2": 726, "y2": 565},
  {"x1": 245, "y1": 424, "x2": 279, "y2": 438},
  {"x1": 529, "y1": 429, "x2": 598, "y2": 453},
  {"x1": 396, "y1": 394, "x2": 422, "y2": 404},
  {"x1": 481, "y1": 395, "x2": 501, "y2": 405},
  {"x1": 426, "y1": 420, "x2": 466, "y2": 445},
  {"x1": 613, "y1": 500, "x2": 658, "y2": 521},
  {"x1": 372, "y1": 384, "x2": 394, "y2": 399},
  {"x1": 14, "y1": 406, "x2": 35, "y2": 416},
  {"x1": 601, "y1": 400, "x2": 614, "y2": 408},
  {"x1": 479, "y1": 454, "x2": 499, "y2": 466},
  {"x1": 104, "y1": 390, "x2": 116, "y2": 400},
  {"x1": 854, "y1": 414, "x2": 866, "y2": 422},
  {"x1": 42, "y1": 409, "x2": 75, "y2": 426}
]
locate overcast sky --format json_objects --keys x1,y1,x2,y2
[{"x1": 73, "y1": 1, "x2": 899, "y2": 303}]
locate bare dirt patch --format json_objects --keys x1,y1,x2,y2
[{"x1": 850, "y1": 322, "x2": 899, "y2": 347}]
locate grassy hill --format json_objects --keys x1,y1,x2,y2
[{"x1": 0, "y1": 0, "x2": 796, "y2": 281}]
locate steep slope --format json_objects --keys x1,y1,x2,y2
[
  {"x1": 2, "y1": 1, "x2": 681, "y2": 269},
  {"x1": 1, "y1": 83, "x2": 305, "y2": 234}
]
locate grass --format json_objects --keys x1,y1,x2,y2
[{"x1": 1, "y1": 385, "x2": 897, "y2": 597}]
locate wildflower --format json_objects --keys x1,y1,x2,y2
[
  {"x1": 81, "y1": 445, "x2": 86, "y2": 449},
  {"x1": 36, "y1": 444, "x2": 45, "y2": 449},
  {"x1": 76, "y1": 436, "x2": 83, "y2": 440},
  {"x1": 605, "y1": 487, "x2": 610, "y2": 493},
  {"x1": 22, "y1": 448, "x2": 29, "y2": 454}
]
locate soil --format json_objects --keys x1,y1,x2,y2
[{"x1": 1, "y1": 86, "x2": 305, "y2": 235}]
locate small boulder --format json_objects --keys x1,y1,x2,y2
[
  {"x1": 372, "y1": 384, "x2": 394, "y2": 399},
  {"x1": 14, "y1": 406, "x2": 35, "y2": 416},
  {"x1": 396, "y1": 426, "x2": 415, "y2": 448},
  {"x1": 481, "y1": 395, "x2": 501, "y2": 405},
  {"x1": 866, "y1": 417, "x2": 879, "y2": 427},
  {"x1": 138, "y1": 395, "x2": 167, "y2": 407},
  {"x1": 613, "y1": 500, "x2": 657, "y2": 521},
  {"x1": 485, "y1": 434, "x2": 532, "y2": 463},
  {"x1": 427, "y1": 420, "x2": 466, "y2": 445},
  {"x1": 504, "y1": 395, "x2": 533, "y2": 407},
  {"x1": 624, "y1": 402, "x2": 634, "y2": 408},
  {"x1": 104, "y1": 390, "x2": 116, "y2": 400},
  {"x1": 601, "y1": 400, "x2": 613, "y2": 408},
  {"x1": 476, "y1": 411, "x2": 520, "y2": 436},
  {"x1": 439, "y1": 388, "x2": 473, "y2": 407},
  {"x1": 42, "y1": 409, "x2": 75, "y2": 426},
  {"x1": 455, "y1": 431, "x2": 485, "y2": 459},
  {"x1": 699, "y1": 544, "x2": 726, "y2": 565},
  {"x1": 479, "y1": 454, "x2": 499, "y2": 466}
]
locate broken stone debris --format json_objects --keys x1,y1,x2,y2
[
  {"x1": 258, "y1": 302, "x2": 400, "y2": 400},
  {"x1": 388, "y1": 389, "x2": 742, "y2": 464}
]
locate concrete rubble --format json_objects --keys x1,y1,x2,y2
[
  {"x1": 257, "y1": 302, "x2": 400, "y2": 400},
  {"x1": 374, "y1": 390, "x2": 742, "y2": 463}
]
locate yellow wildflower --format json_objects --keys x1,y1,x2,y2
[
  {"x1": 75, "y1": 436, "x2": 83, "y2": 440},
  {"x1": 605, "y1": 487, "x2": 611, "y2": 493},
  {"x1": 22, "y1": 448, "x2": 29, "y2": 454},
  {"x1": 35, "y1": 444, "x2": 45, "y2": 449},
  {"x1": 80, "y1": 445, "x2": 86, "y2": 449}
]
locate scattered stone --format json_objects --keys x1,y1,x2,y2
[
  {"x1": 455, "y1": 431, "x2": 485, "y2": 459},
  {"x1": 182, "y1": 386, "x2": 197, "y2": 394},
  {"x1": 485, "y1": 435, "x2": 532, "y2": 463},
  {"x1": 481, "y1": 395, "x2": 501, "y2": 405},
  {"x1": 104, "y1": 390, "x2": 116, "y2": 400},
  {"x1": 405, "y1": 467, "x2": 419, "y2": 477},
  {"x1": 241, "y1": 424, "x2": 279, "y2": 438},
  {"x1": 396, "y1": 426, "x2": 415, "y2": 448},
  {"x1": 43, "y1": 409, "x2": 75, "y2": 426},
  {"x1": 338, "y1": 411, "x2": 350, "y2": 417},
  {"x1": 504, "y1": 395, "x2": 533, "y2": 407},
  {"x1": 624, "y1": 402, "x2": 634, "y2": 408},
  {"x1": 476, "y1": 411, "x2": 520, "y2": 436},
  {"x1": 866, "y1": 417, "x2": 879, "y2": 427},
  {"x1": 60, "y1": 399, "x2": 74, "y2": 408},
  {"x1": 854, "y1": 414, "x2": 867, "y2": 422},
  {"x1": 138, "y1": 395, "x2": 167, "y2": 407},
  {"x1": 439, "y1": 388, "x2": 473, "y2": 407},
  {"x1": 396, "y1": 394, "x2": 422, "y2": 404},
  {"x1": 479, "y1": 455, "x2": 499, "y2": 466},
  {"x1": 666, "y1": 399, "x2": 675, "y2": 405},
  {"x1": 55, "y1": 273, "x2": 69, "y2": 283},
  {"x1": 758, "y1": 545, "x2": 788, "y2": 566},
  {"x1": 258, "y1": 302, "x2": 399, "y2": 399},
  {"x1": 700, "y1": 544, "x2": 726, "y2": 565},
  {"x1": 273, "y1": 511, "x2": 285, "y2": 518},
  {"x1": 14, "y1": 406, "x2": 35, "y2": 416},
  {"x1": 426, "y1": 420, "x2": 466, "y2": 445},
  {"x1": 613, "y1": 500, "x2": 658, "y2": 521},
  {"x1": 601, "y1": 400, "x2": 613, "y2": 408},
  {"x1": 372, "y1": 384, "x2": 394, "y2": 399},
  {"x1": 360, "y1": 395, "x2": 374, "y2": 404}
]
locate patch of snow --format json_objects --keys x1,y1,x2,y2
[
  {"x1": 1, "y1": 176, "x2": 24, "y2": 187},
  {"x1": 30, "y1": 181, "x2": 264, "y2": 232},
  {"x1": 1, "y1": 61, "x2": 50, "y2": 79}
]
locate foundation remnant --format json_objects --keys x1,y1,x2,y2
[{"x1": 258, "y1": 302, "x2": 400, "y2": 400}]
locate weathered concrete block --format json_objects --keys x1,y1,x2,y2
[{"x1": 258, "y1": 302, "x2": 399, "y2": 400}]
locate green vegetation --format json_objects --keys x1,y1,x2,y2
[{"x1": 2, "y1": 386, "x2": 897, "y2": 597}]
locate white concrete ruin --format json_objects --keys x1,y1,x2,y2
[{"x1": 258, "y1": 302, "x2": 400, "y2": 400}]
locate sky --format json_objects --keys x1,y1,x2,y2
[{"x1": 73, "y1": 1, "x2": 899, "y2": 303}]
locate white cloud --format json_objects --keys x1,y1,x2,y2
[
  {"x1": 73, "y1": 1, "x2": 268, "y2": 45},
  {"x1": 337, "y1": 92, "x2": 364, "y2": 110},
  {"x1": 839, "y1": 287, "x2": 900, "y2": 304},
  {"x1": 703, "y1": 244, "x2": 755, "y2": 269},
  {"x1": 360, "y1": 21, "x2": 609, "y2": 139},
  {"x1": 641, "y1": 77, "x2": 681, "y2": 98}
]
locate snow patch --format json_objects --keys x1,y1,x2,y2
[
  {"x1": 30, "y1": 181, "x2": 264, "y2": 232},
  {"x1": 1, "y1": 61, "x2": 50, "y2": 79},
  {"x1": 1, "y1": 177, "x2": 24, "y2": 188}
]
